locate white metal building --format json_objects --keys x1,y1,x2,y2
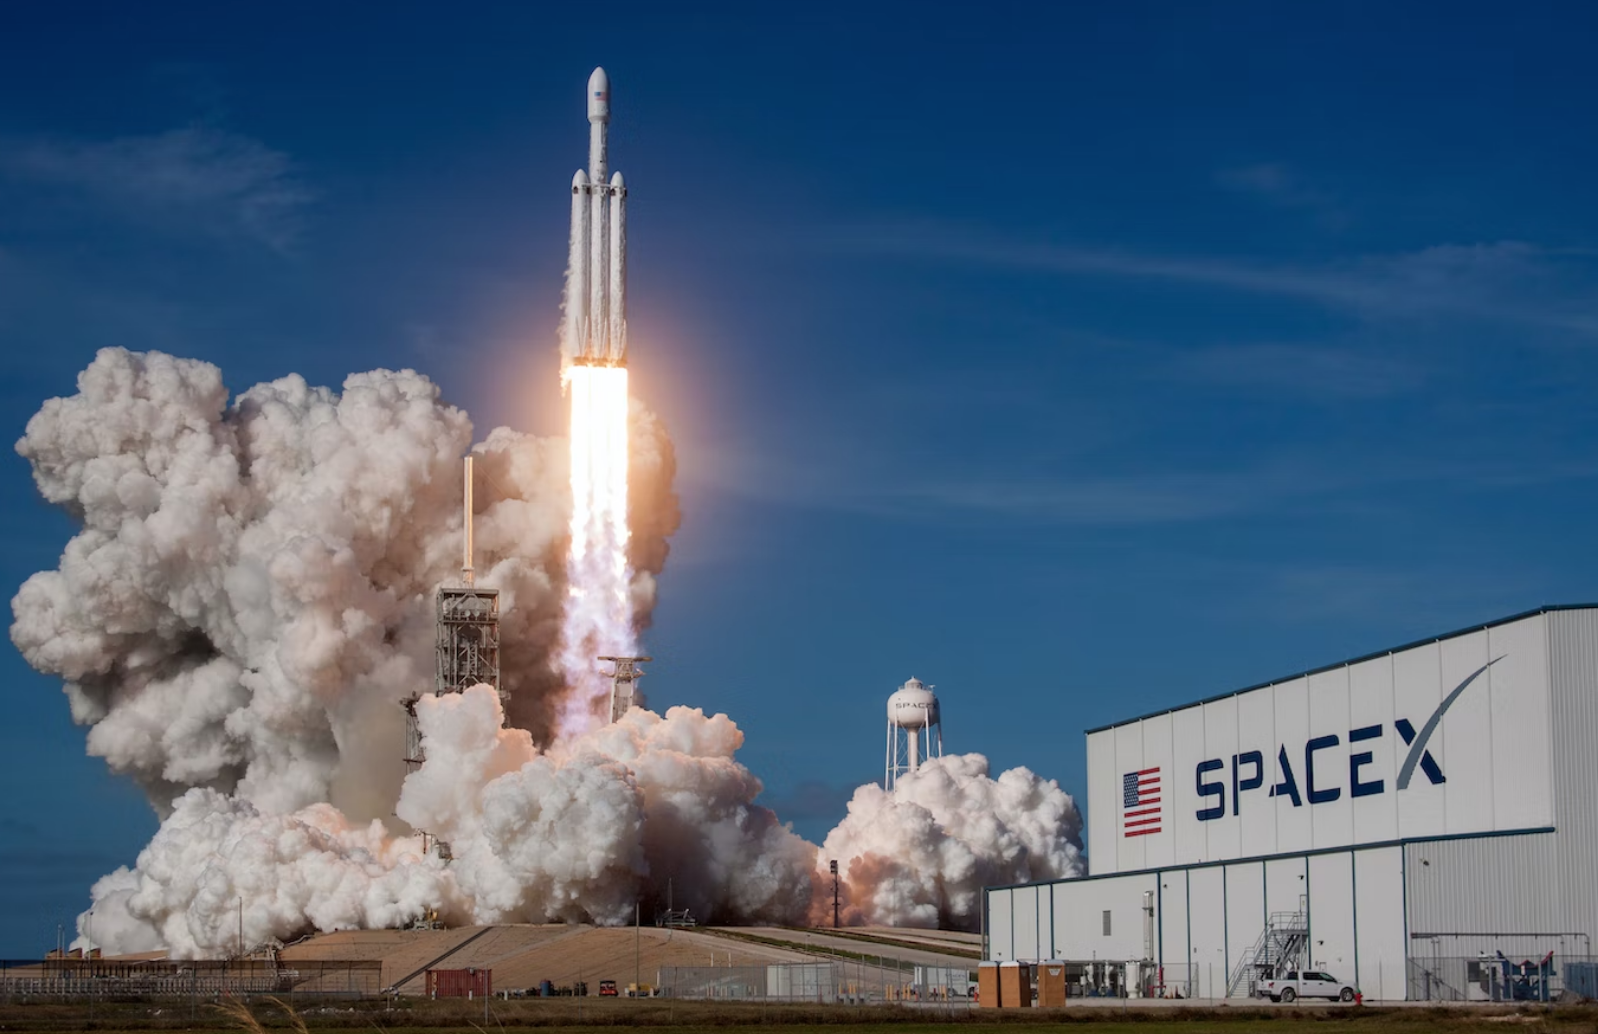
[{"x1": 984, "y1": 606, "x2": 1598, "y2": 1000}]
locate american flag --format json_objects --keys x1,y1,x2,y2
[{"x1": 1123, "y1": 767, "x2": 1162, "y2": 837}]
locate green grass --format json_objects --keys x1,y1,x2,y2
[{"x1": 2, "y1": 996, "x2": 1597, "y2": 1033}]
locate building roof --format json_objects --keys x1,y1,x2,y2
[{"x1": 1084, "y1": 604, "x2": 1598, "y2": 736}]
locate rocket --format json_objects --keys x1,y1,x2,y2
[{"x1": 567, "y1": 67, "x2": 627, "y2": 366}]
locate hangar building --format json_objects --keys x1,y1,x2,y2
[{"x1": 983, "y1": 606, "x2": 1598, "y2": 1001}]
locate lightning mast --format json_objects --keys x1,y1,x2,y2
[{"x1": 403, "y1": 456, "x2": 502, "y2": 859}]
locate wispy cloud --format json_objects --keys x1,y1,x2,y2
[
  {"x1": 1, "y1": 126, "x2": 314, "y2": 251},
  {"x1": 832, "y1": 224, "x2": 1598, "y2": 337},
  {"x1": 685, "y1": 417, "x2": 1598, "y2": 531},
  {"x1": 1204, "y1": 559, "x2": 1550, "y2": 632},
  {"x1": 1170, "y1": 342, "x2": 1425, "y2": 399},
  {"x1": 688, "y1": 430, "x2": 1352, "y2": 526},
  {"x1": 1216, "y1": 162, "x2": 1346, "y2": 227}
]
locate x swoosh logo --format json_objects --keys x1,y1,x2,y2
[{"x1": 1396, "y1": 655, "x2": 1504, "y2": 790}]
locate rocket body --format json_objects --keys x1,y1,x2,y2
[{"x1": 569, "y1": 67, "x2": 627, "y2": 365}]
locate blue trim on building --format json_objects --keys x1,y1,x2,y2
[
  {"x1": 1184, "y1": 869, "x2": 1192, "y2": 994},
  {"x1": 1351, "y1": 855, "x2": 1360, "y2": 987},
  {"x1": 1085, "y1": 605, "x2": 1598, "y2": 736},
  {"x1": 988, "y1": 825, "x2": 1557, "y2": 893},
  {"x1": 1156, "y1": 878, "x2": 1164, "y2": 975},
  {"x1": 1222, "y1": 868, "x2": 1230, "y2": 994}
]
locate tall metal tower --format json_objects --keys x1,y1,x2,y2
[
  {"x1": 402, "y1": 457, "x2": 501, "y2": 859},
  {"x1": 599, "y1": 655, "x2": 650, "y2": 723}
]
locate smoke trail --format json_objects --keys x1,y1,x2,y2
[{"x1": 555, "y1": 364, "x2": 636, "y2": 738}]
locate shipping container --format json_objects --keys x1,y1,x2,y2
[{"x1": 426, "y1": 968, "x2": 492, "y2": 998}]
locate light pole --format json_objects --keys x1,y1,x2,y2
[
  {"x1": 829, "y1": 860, "x2": 839, "y2": 929},
  {"x1": 87, "y1": 908, "x2": 96, "y2": 1023}
]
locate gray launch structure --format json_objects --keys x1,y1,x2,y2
[{"x1": 402, "y1": 458, "x2": 500, "y2": 859}]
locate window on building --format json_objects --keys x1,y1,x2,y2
[{"x1": 1102, "y1": 910, "x2": 1111, "y2": 936}]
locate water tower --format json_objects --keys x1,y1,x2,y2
[{"x1": 885, "y1": 677, "x2": 943, "y2": 790}]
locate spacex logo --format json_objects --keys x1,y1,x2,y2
[{"x1": 1194, "y1": 656, "x2": 1503, "y2": 821}]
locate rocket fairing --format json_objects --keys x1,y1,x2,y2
[{"x1": 568, "y1": 67, "x2": 628, "y2": 367}]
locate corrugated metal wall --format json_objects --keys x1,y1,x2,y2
[
  {"x1": 1411, "y1": 932, "x2": 1592, "y2": 960},
  {"x1": 1548, "y1": 611, "x2": 1598, "y2": 955},
  {"x1": 1404, "y1": 833, "x2": 1562, "y2": 932}
]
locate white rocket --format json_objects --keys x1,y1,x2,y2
[{"x1": 567, "y1": 67, "x2": 627, "y2": 366}]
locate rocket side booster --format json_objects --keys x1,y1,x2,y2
[{"x1": 568, "y1": 66, "x2": 628, "y2": 366}]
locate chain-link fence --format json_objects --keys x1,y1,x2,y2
[
  {"x1": 1407, "y1": 954, "x2": 1597, "y2": 1002},
  {"x1": 0, "y1": 958, "x2": 385, "y2": 999},
  {"x1": 658, "y1": 962, "x2": 976, "y2": 1003}
]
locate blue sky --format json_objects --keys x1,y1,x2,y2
[{"x1": 4, "y1": 1, "x2": 1598, "y2": 956}]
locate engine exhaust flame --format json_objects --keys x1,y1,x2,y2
[{"x1": 556, "y1": 362, "x2": 635, "y2": 738}]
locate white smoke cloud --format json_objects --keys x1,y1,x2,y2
[
  {"x1": 14, "y1": 348, "x2": 1084, "y2": 956},
  {"x1": 819, "y1": 754, "x2": 1086, "y2": 930},
  {"x1": 83, "y1": 790, "x2": 456, "y2": 958},
  {"x1": 11, "y1": 347, "x2": 675, "y2": 823},
  {"x1": 87, "y1": 686, "x2": 812, "y2": 955}
]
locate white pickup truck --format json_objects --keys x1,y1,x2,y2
[{"x1": 1258, "y1": 970, "x2": 1358, "y2": 1002}]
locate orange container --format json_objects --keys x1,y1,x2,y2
[
  {"x1": 977, "y1": 962, "x2": 1001, "y2": 1008},
  {"x1": 998, "y1": 962, "x2": 1032, "y2": 1008},
  {"x1": 1036, "y1": 961, "x2": 1067, "y2": 1007}
]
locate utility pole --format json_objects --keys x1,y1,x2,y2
[
  {"x1": 829, "y1": 860, "x2": 839, "y2": 929},
  {"x1": 635, "y1": 900, "x2": 641, "y2": 995},
  {"x1": 237, "y1": 898, "x2": 243, "y2": 957}
]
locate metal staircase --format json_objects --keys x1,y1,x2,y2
[
  {"x1": 1406, "y1": 958, "x2": 1467, "y2": 1001},
  {"x1": 1226, "y1": 903, "x2": 1309, "y2": 998}
]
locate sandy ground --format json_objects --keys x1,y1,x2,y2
[
  {"x1": 718, "y1": 928, "x2": 978, "y2": 970},
  {"x1": 280, "y1": 924, "x2": 824, "y2": 994}
]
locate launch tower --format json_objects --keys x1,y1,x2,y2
[{"x1": 402, "y1": 457, "x2": 500, "y2": 858}]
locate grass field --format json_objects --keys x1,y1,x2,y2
[{"x1": 0, "y1": 997, "x2": 1596, "y2": 1034}]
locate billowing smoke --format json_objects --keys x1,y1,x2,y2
[
  {"x1": 78, "y1": 793, "x2": 454, "y2": 958},
  {"x1": 11, "y1": 347, "x2": 676, "y2": 820},
  {"x1": 13, "y1": 348, "x2": 1083, "y2": 956},
  {"x1": 80, "y1": 685, "x2": 814, "y2": 955},
  {"x1": 819, "y1": 755, "x2": 1086, "y2": 930}
]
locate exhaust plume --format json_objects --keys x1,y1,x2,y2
[
  {"x1": 14, "y1": 348, "x2": 1084, "y2": 955},
  {"x1": 819, "y1": 755, "x2": 1086, "y2": 930}
]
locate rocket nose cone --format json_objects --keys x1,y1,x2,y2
[
  {"x1": 572, "y1": 169, "x2": 589, "y2": 187},
  {"x1": 610, "y1": 171, "x2": 624, "y2": 187},
  {"x1": 588, "y1": 67, "x2": 610, "y2": 122}
]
